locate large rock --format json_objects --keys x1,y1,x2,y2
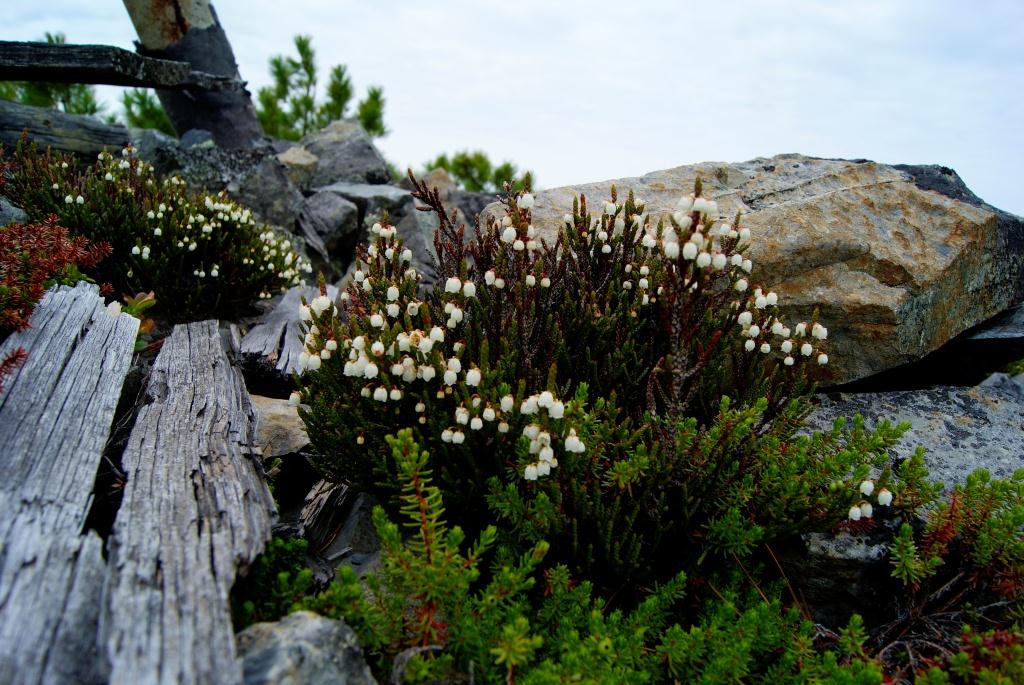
[
  {"x1": 250, "y1": 394, "x2": 310, "y2": 459},
  {"x1": 276, "y1": 145, "x2": 320, "y2": 192},
  {"x1": 227, "y1": 155, "x2": 305, "y2": 229},
  {"x1": 236, "y1": 611, "x2": 377, "y2": 685},
  {"x1": 143, "y1": 142, "x2": 304, "y2": 229},
  {"x1": 317, "y1": 182, "x2": 439, "y2": 283},
  {"x1": 484, "y1": 155, "x2": 1024, "y2": 384},
  {"x1": 301, "y1": 121, "x2": 390, "y2": 187},
  {"x1": 297, "y1": 190, "x2": 360, "y2": 275},
  {"x1": 0, "y1": 195, "x2": 26, "y2": 226},
  {"x1": 317, "y1": 182, "x2": 412, "y2": 223},
  {"x1": 806, "y1": 380, "x2": 1024, "y2": 488}
]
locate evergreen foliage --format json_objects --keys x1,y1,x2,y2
[
  {"x1": 423, "y1": 150, "x2": 532, "y2": 193},
  {"x1": 0, "y1": 32, "x2": 108, "y2": 119},
  {"x1": 3, "y1": 140, "x2": 311, "y2": 322},
  {"x1": 120, "y1": 88, "x2": 175, "y2": 136},
  {"x1": 256, "y1": 35, "x2": 387, "y2": 140}
]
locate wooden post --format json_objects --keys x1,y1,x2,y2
[{"x1": 121, "y1": 0, "x2": 262, "y2": 148}]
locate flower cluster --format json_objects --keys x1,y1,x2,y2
[
  {"x1": 5, "y1": 140, "x2": 311, "y2": 322},
  {"x1": 296, "y1": 220, "x2": 586, "y2": 483},
  {"x1": 847, "y1": 479, "x2": 894, "y2": 521}
]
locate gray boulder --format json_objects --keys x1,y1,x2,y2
[
  {"x1": 250, "y1": 394, "x2": 310, "y2": 459},
  {"x1": 129, "y1": 127, "x2": 179, "y2": 164},
  {"x1": 317, "y1": 182, "x2": 411, "y2": 224},
  {"x1": 806, "y1": 381, "x2": 1024, "y2": 488},
  {"x1": 236, "y1": 611, "x2": 377, "y2": 685},
  {"x1": 302, "y1": 121, "x2": 390, "y2": 187},
  {"x1": 226, "y1": 155, "x2": 305, "y2": 229},
  {"x1": 0, "y1": 195, "x2": 26, "y2": 226},
  {"x1": 482, "y1": 154, "x2": 1024, "y2": 384},
  {"x1": 296, "y1": 190, "x2": 360, "y2": 275}
]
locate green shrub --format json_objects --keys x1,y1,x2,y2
[
  {"x1": 231, "y1": 537, "x2": 315, "y2": 630},
  {"x1": 4, "y1": 140, "x2": 310, "y2": 322},
  {"x1": 292, "y1": 177, "x2": 912, "y2": 596}
]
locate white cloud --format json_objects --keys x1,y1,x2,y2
[{"x1": 5, "y1": 0, "x2": 1022, "y2": 213}]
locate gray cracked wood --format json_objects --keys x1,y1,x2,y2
[
  {"x1": 101, "y1": 320, "x2": 276, "y2": 685},
  {"x1": 240, "y1": 285, "x2": 337, "y2": 376},
  {"x1": 0, "y1": 282, "x2": 139, "y2": 685},
  {"x1": 0, "y1": 41, "x2": 241, "y2": 91},
  {"x1": 0, "y1": 99, "x2": 131, "y2": 158}
]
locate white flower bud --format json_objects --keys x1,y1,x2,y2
[
  {"x1": 513, "y1": 239, "x2": 525, "y2": 251},
  {"x1": 877, "y1": 488, "x2": 893, "y2": 506},
  {"x1": 817, "y1": 353, "x2": 829, "y2": 365},
  {"x1": 712, "y1": 253, "x2": 728, "y2": 270},
  {"x1": 859, "y1": 502, "x2": 873, "y2": 518},
  {"x1": 306, "y1": 355, "x2": 322, "y2": 371},
  {"x1": 735, "y1": 278, "x2": 748, "y2": 292},
  {"x1": 801, "y1": 343, "x2": 814, "y2": 356},
  {"x1": 760, "y1": 343, "x2": 771, "y2": 353},
  {"x1": 485, "y1": 270, "x2": 496, "y2": 285},
  {"x1": 526, "y1": 274, "x2": 536, "y2": 286},
  {"x1": 451, "y1": 430, "x2": 465, "y2": 444},
  {"x1": 501, "y1": 227, "x2": 517, "y2": 243},
  {"x1": 466, "y1": 368, "x2": 481, "y2": 386},
  {"x1": 744, "y1": 340, "x2": 756, "y2": 352},
  {"x1": 444, "y1": 370, "x2": 458, "y2": 385},
  {"x1": 848, "y1": 506, "x2": 862, "y2": 521},
  {"x1": 784, "y1": 356, "x2": 794, "y2": 366},
  {"x1": 664, "y1": 241, "x2": 680, "y2": 259},
  {"x1": 370, "y1": 314, "x2": 384, "y2": 328},
  {"x1": 500, "y1": 395, "x2": 514, "y2": 412},
  {"x1": 387, "y1": 285, "x2": 400, "y2": 301},
  {"x1": 859, "y1": 480, "x2": 875, "y2": 496},
  {"x1": 518, "y1": 192, "x2": 535, "y2": 209},
  {"x1": 373, "y1": 386, "x2": 388, "y2": 402},
  {"x1": 742, "y1": 259, "x2": 753, "y2": 273},
  {"x1": 445, "y1": 276, "x2": 461, "y2": 293},
  {"x1": 781, "y1": 340, "x2": 793, "y2": 354},
  {"x1": 463, "y1": 282, "x2": 476, "y2": 297},
  {"x1": 524, "y1": 464, "x2": 538, "y2": 481},
  {"x1": 738, "y1": 311, "x2": 753, "y2": 326},
  {"x1": 390, "y1": 388, "x2": 402, "y2": 400},
  {"x1": 681, "y1": 242, "x2": 698, "y2": 260}
]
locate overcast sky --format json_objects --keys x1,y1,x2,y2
[{"x1": 7, "y1": 1, "x2": 1023, "y2": 214}]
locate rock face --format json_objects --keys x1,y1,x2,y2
[
  {"x1": 483, "y1": 154, "x2": 1024, "y2": 384},
  {"x1": 301, "y1": 120, "x2": 391, "y2": 187},
  {"x1": 806, "y1": 379, "x2": 1024, "y2": 487},
  {"x1": 236, "y1": 611, "x2": 377, "y2": 685},
  {"x1": 0, "y1": 195, "x2": 26, "y2": 226},
  {"x1": 250, "y1": 394, "x2": 310, "y2": 459},
  {"x1": 297, "y1": 190, "x2": 360, "y2": 275}
]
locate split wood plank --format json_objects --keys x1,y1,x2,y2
[
  {"x1": 0, "y1": 41, "x2": 241, "y2": 91},
  {"x1": 0, "y1": 282, "x2": 139, "y2": 685},
  {"x1": 101, "y1": 320, "x2": 276, "y2": 685},
  {"x1": 240, "y1": 285, "x2": 338, "y2": 377}
]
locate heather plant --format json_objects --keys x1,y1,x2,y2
[
  {"x1": 243, "y1": 430, "x2": 887, "y2": 683},
  {"x1": 873, "y1": 465, "x2": 1024, "y2": 676},
  {"x1": 4, "y1": 140, "x2": 311, "y2": 322},
  {"x1": 293, "y1": 174, "x2": 913, "y2": 595},
  {"x1": 0, "y1": 214, "x2": 111, "y2": 392}
]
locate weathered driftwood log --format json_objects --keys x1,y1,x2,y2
[
  {"x1": 0, "y1": 98, "x2": 130, "y2": 156},
  {"x1": 101, "y1": 320, "x2": 276, "y2": 685},
  {"x1": 122, "y1": 0, "x2": 263, "y2": 148},
  {"x1": 240, "y1": 285, "x2": 338, "y2": 377},
  {"x1": 0, "y1": 283, "x2": 139, "y2": 685},
  {"x1": 0, "y1": 40, "x2": 241, "y2": 91}
]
